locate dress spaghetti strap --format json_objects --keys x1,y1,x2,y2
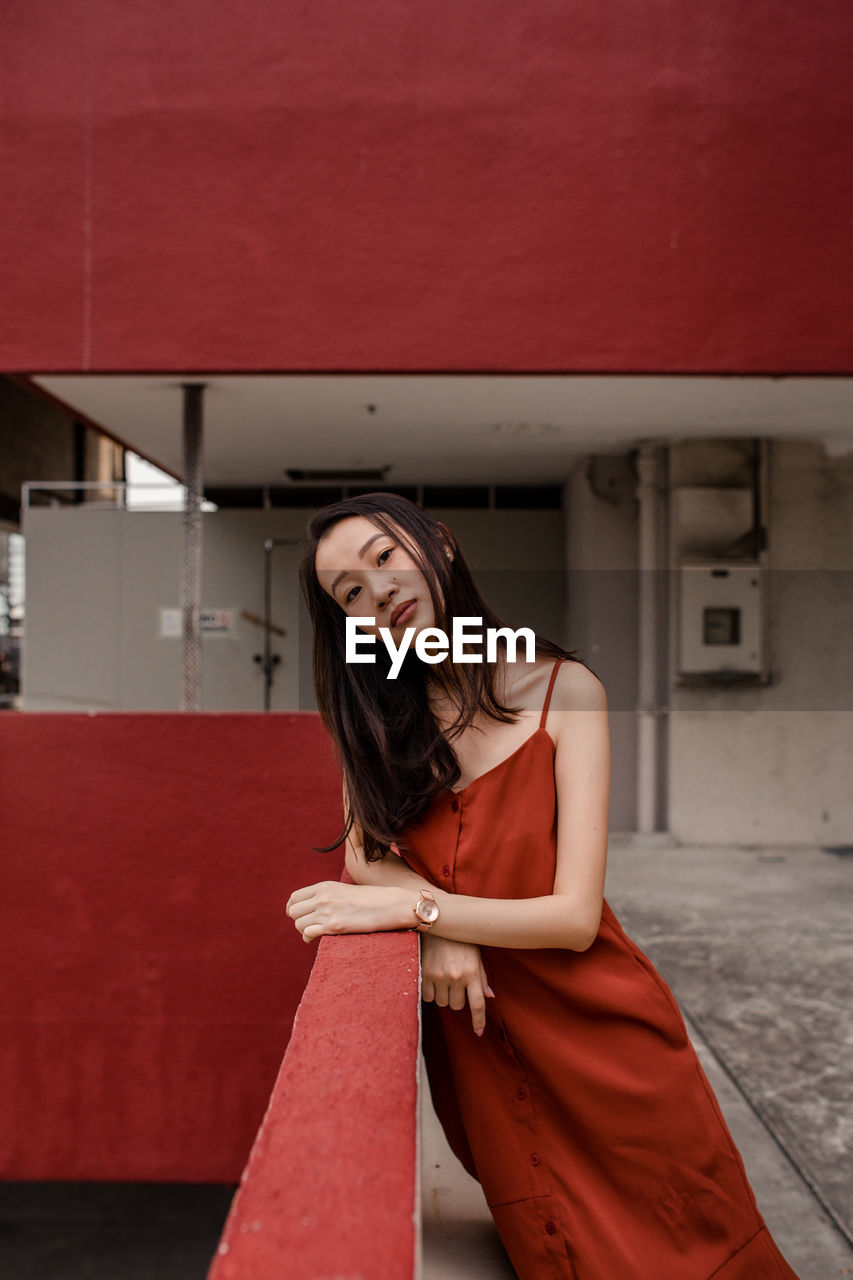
[{"x1": 538, "y1": 657, "x2": 565, "y2": 729}]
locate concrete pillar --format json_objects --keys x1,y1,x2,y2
[
  {"x1": 180, "y1": 382, "x2": 205, "y2": 711},
  {"x1": 636, "y1": 442, "x2": 662, "y2": 833}
]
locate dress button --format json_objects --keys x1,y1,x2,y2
[
  {"x1": 450, "y1": 796, "x2": 459, "y2": 812},
  {"x1": 529, "y1": 1153, "x2": 541, "y2": 1167},
  {"x1": 441, "y1": 865, "x2": 451, "y2": 878},
  {"x1": 545, "y1": 1221, "x2": 557, "y2": 1236},
  {"x1": 515, "y1": 1087, "x2": 527, "y2": 1101}
]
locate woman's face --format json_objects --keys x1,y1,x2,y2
[{"x1": 314, "y1": 514, "x2": 442, "y2": 640}]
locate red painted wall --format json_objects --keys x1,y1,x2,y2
[
  {"x1": 1, "y1": 1, "x2": 851, "y2": 374},
  {"x1": 0, "y1": 712, "x2": 343, "y2": 1181}
]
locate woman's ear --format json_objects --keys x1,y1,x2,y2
[{"x1": 436, "y1": 521, "x2": 456, "y2": 563}]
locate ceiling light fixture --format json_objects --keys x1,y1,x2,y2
[{"x1": 284, "y1": 466, "x2": 391, "y2": 482}]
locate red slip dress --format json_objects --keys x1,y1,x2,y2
[{"x1": 399, "y1": 657, "x2": 801, "y2": 1280}]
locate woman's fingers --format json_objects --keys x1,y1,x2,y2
[
  {"x1": 466, "y1": 977, "x2": 487, "y2": 1036},
  {"x1": 285, "y1": 889, "x2": 317, "y2": 938},
  {"x1": 448, "y1": 983, "x2": 467, "y2": 1012},
  {"x1": 466, "y1": 955, "x2": 494, "y2": 1031},
  {"x1": 478, "y1": 956, "x2": 496, "y2": 999},
  {"x1": 419, "y1": 936, "x2": 494, "y2": 1036},
  {"x1": 286, "y1": 898, "x2": 314, "y2": 920},
  {"x1": 286, "y1": 885, "x2": 316, "y2": 911},
  {"x1": 284, "y1": 881, "x2": 395, "y2": 941},
  {"x1": 285, "y1": 887, "x2": 317, "y2": 923},
  {"x1": 285, "y1": 885, "x2": 329, "y2": 942}
]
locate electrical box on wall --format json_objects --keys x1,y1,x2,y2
[{"x1": 678, "y1": 562, "x2": 763, "y2": 677}]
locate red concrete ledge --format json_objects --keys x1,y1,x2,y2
[
  {"x1": 0, "y1": 710, "x2": 343, "y2": 1181},
  {"x1": 208, "y1": 930, "x2": 422, "y2": 1280}
]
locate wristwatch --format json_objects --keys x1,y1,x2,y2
[{"x1": 413, "y1": 888, "x2": 440, "y2": 931}]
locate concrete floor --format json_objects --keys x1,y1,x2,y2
[
  {"x1": 421, "y1": 834, "x2": 853, "y2": 1280},
  {"x1": 605, "y1": 833, "x2": 853, "y2": 1248}
]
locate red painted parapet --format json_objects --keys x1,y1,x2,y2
[
  {"x1": 208, "y1": 931, "x2": 421, "y2": 1280},
  {"x1": 0, "y1": 710, "x2": 344, "y2": 1181}
]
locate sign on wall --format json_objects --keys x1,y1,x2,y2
[{"x1": 159, "y1": 608, "x2": 236, "y2": 637}]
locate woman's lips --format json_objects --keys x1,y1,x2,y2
[{"x1": 390, "y1": 599, "x2": 417, "y2": 627}]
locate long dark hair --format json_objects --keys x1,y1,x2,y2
[{"x1": 299, "y1": 492, "x2": 582, "y2": 861}]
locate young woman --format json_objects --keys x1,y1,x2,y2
[{"x1": 286, "y1": 491, "x2": 800, "y2": 1280}]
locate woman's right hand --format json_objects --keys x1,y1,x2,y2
[{"x1": 420, "y1": 933, "x2": 495, "y2": 1037}]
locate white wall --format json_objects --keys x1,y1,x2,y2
[
  {"x1": 668, "y1": 440, "x2": 853, "y2": 846},
  {"x1": 21, "y1": 505, "x2": 566, "y2": 714}
]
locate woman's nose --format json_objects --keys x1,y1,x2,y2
[{"x1": 370, "y1": 575, "x2": 397, "y2": 613}]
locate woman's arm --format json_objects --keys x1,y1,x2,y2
[
  {"x1": 286, "y1": 663, "x2": 610, "y2": 952},
  {"x1": 311, "y1": 781, "x2": 498, "y2": 1035},
  {"x1": 287, "y1": 873, "x2": 597, "y2": 950}
]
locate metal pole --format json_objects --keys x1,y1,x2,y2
[
  {"x1": 263, "y1": 539, "x2": 273, "y2": 712},
  {"x1": 256, "y1": 538, "x2": 299, "y2": 712},
  {"x1": 636, "y1": 442, "x2": 661, "y2": 834},
  {"x1": 180, "y1": 383, "x2": 205, "y2": 712}
]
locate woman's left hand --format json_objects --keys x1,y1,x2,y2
[{"x1": 285, "y1": 881, "x2": 411, "y2": 942}]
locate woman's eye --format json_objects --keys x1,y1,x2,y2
[{"x1": 342, "y1": 547, "x2": 393, "y2": 605}]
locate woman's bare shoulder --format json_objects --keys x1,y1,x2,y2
[
  {"x1": 502, "y1": 653, "x2": 605, "y2": 718},
  {"x1": 549, "y1": 658, "x2": 608, "y2": 713},
  {"x1": 502, "y1": 652, "x2": 566, "y2": 710}
]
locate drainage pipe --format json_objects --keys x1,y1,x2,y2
[
  {"x1": 635, "y1": 441, "x2": 662, "y2": 834},
  {"x1": 180, "y1": 382, "x2": 206, "y2": 712}
]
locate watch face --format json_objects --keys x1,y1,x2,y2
[{"x1": 417, "y1": 899, "x2": 440, "y2": 924}]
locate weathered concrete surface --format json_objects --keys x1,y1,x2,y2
[
  {"x1": 605, "y1": 834, "x2": 853, "y2": 1256},
  {"x1": 687, "y1": 1015, "x2": 852, "y2": 1279}
]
